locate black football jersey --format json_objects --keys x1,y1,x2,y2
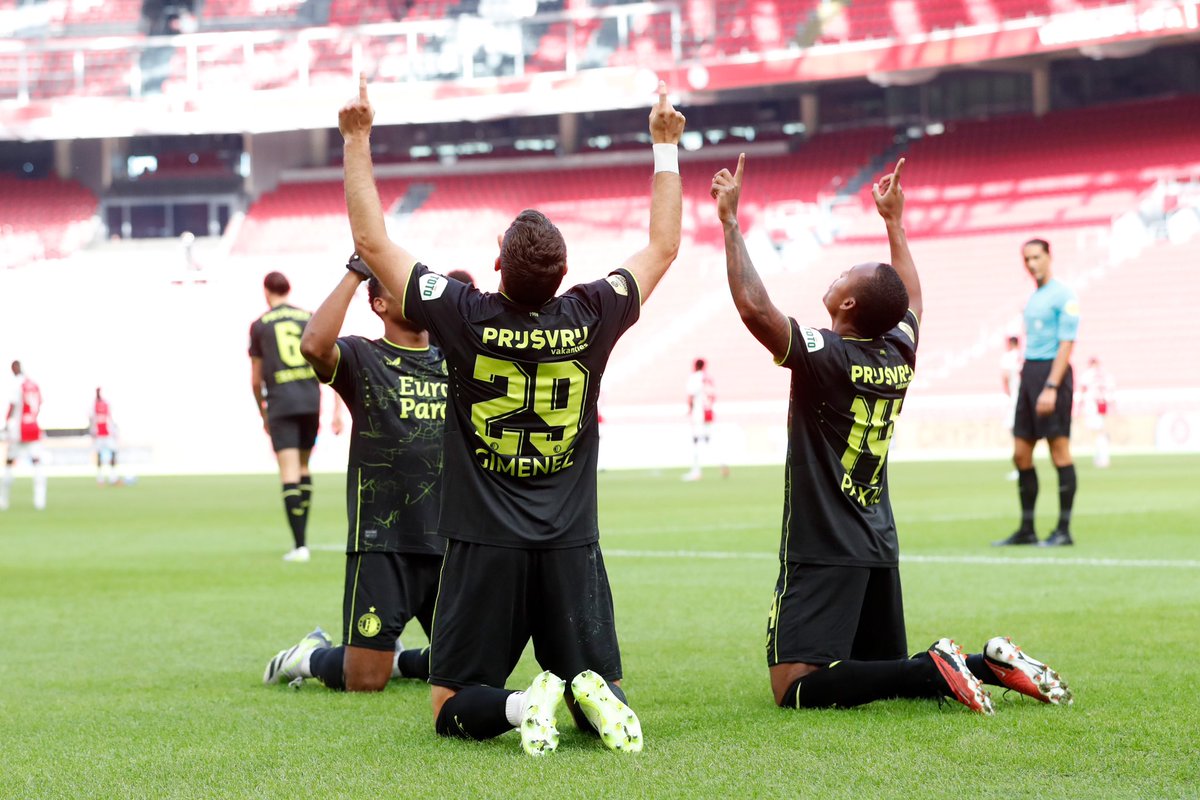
[
  {"x1": 403, "y1": 263, "x2": 640, "y2": 548},
  {"x1": 327, "y1": 336, "x2": 447, "y2": 555},
  {"x1": 248, "y1": 304, "x2": 320, "y2": 418},
  {"x1": 777, "y1": 310, "x2": 919, "y2": 566}
]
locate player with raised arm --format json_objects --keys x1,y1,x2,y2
[
  {"x1": 262, "y1": 253, "x2": 446, "y2": 692},
  {"x1": 711, "y1": 156, "x2": 1072, "y2": 714},
  {"x1": 339, "y1": 74, "x2": 684, "y2": 754},
  {"x1": 2, "y1": 360, "x2": 46, "y2": 511},
  {"x1": 249, "y1": 272, "x2": 322, "y2": 562}
]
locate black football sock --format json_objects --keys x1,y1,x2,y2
[
  {"x1": 298, "y1": 475, "x2": 313, "y2": 541},
  {"x1": 1056, "y1": 464, "x2": 1077, "y2": 532},
  {"x1": 396, "y1": 646, "x2": 430, "y2": 681},
  {"x1": 281, "y1": 483, "x2": 305, "y2": 548},
  {"x1": 567, "y1": 677, "x2": 628, "y2": 735},
  {"x1": 1017, "y1": 468, "x2": 1038, "y2": 532},
  {"x1": 780, "y1": 656, "x2": 943, "y2": 709},
  {"x1": 435, "y1": 686, "x2": 518, "y2": 740},
  {"x1": 966, "y1": 653, "x2": 1005, "y2": 687},
  {"x1": 308, "y1": 646, "x2": 345, "y2": 691}
]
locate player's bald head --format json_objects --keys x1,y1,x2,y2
[{"x1": 499, "y1": 210, "x2": 567, "y2": 307}]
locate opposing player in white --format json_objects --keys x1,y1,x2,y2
[{"x1": 2, "y1": 360, "x2": 47, "y2": 511}]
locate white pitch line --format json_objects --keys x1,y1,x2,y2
[
  {"x1": 602, "y1": 548, "x2": 1200, "y2": 569},
  {"x1": 311, "y1": 544, "x2": 1200, "y2": 569}
]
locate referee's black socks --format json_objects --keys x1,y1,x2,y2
[
  {"x1": 436, "y1": 686, "x2": 518, "y2": 740},
  {"x1": 781, "y1": 657, "x2": 943, "y2": 709},
  {"x1": 1056, "y1": 464, "x2": 1076, "y2": 532},
  {"x1": 1017, "y1": 468, "x2": 1038, "y2": 532},
  {"x1": 281, "y1": 483, "x2": 306, "y2": 548}
]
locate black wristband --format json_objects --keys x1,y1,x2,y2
[
  {"x1": 1045, "y1": 382, "x2": 1058, "y2": 390},
  {"x1": 346, "y1": 252, "x2": 373, "y2": 279}
]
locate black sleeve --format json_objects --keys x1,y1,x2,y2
[
  {"x1": 575, "y1": 268, "x2": 641, "y2": 339},
  {"x1": 882, "y1": 309, "x2": 920, "y2": 366},
  {"x1": 328, "y1": 336, "x2": 363, "y2": 404},
  {"x1": 403, "y1": 263, "x2": 468, "y2": 346},
  {"x1": 247, "y1": 320, "x2": 263, "y2": 358},
  {"x1": 778, "y1": 318, "x2": 838, "y2": 386}
]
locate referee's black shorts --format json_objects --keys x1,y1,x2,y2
[
  {"x1": 428, "y1": 540, "x2": 622, "y2": 689},
  {"x1": 766, "y1": 562, "x2": 908, "y2": 667},
  {"x1": 267, "y1": 412, "x2": 319, "y2": 452},
  {"x1": 1013, "y1": 360, "x2": 1073, "y2": 441}
]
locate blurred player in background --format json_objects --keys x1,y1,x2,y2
[
  {"x1": 249, "y1": 271, "x2": 322, "y2": 562},
  {"x1": 446, "y1": 269, "x2": 476, "y2": 286},
  {"x1": 90, "y1": 387, "x2": 119, "y2": 485},
  {"x1": 1078, "y1": 355, "x2": 1113, "y2": 468},
  {"x1": 994, "y1": 239, "x2": 1080, "y2": 548},
  {"x1": 2, "y1": 360, "x2": 46, "y2": 511},
  {"x1": 713, "y1": 156, "x2": 1072, "y2": 715},
  {"x1": 1000, "y1": 336, "x2": 1022, "y2": 480},
  {"x1": 683, "y1": 357, "x2": 726, "y2": 481},
  {"x1": 263, "y1": 253, "x2": 446, "y2": 692},
  {"x1": 340, "y1": 75, "x2": 684, "y2": 755}
]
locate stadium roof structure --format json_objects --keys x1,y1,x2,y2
[{"x1": 1, "y1": 0, "x2": 1198, "y2": 140}]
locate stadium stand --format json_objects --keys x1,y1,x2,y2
[{"x1": 0, "y1": 175, "x2": 98, "y2": 268}]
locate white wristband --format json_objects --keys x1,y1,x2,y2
[{"x1": 653, "y1": 143, "x2": 679, "y2": 174}]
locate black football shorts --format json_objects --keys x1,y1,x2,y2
[
  {"x1": 343, "y1": 551, "x2": 443, "y2": 652},
  {"x1": 1013, "y1": 360, "x2": 1073, "y2": 441},
  {"x1": 766, "y1": 562, "x2": 908, "y2": 666},
  {"x1": 428, "y1": 540, "x2": 622, "y2": 689},
  {"x1": 267, "y1": 412, "x2": 319, "y2": 452}
]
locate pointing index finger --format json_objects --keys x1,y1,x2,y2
[
  {"x1": 734, "y1": 152, "x2": 745, "y2": 184},
  {"x1": 891, "y1": 157, "x2": 905, "y2": 183},
  {"x1": 359, "y1": 72, "x2": 368, "y2": 103},
  {"x1": 657, "y1": 80, "x2": 668, "y2": 108}
]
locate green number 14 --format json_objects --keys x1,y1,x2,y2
[{"x1": 840, "y1": 395, "x2": 902, "y2": 485}]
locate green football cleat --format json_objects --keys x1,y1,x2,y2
[
  {"x1": 570, "y1": 670, "x2": 643, "y2": 753},
  {"x1": 520, "y1": 671, "x2": 565, "y2": 756},
  {"x1": 262, "y1": 627, "x2": 331, "y2": 685}
]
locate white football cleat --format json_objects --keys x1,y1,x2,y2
[
  {"x1": 283, "y1": 546, "x2": 310, "y2": 562},
  {"x1": 571, "y1": 670, "x2": 643, "y2": 752},
  {"x1": 263, "y1": 627, "x2": 331, "y2": 685},
  {"x1": 984, "y1": 636, "x2": 1073, "y2": 705},
  {"x1": 520, "y1": 671, "x2": 565, "y2": 756}
]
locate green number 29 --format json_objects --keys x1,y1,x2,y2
[
  {"x1": 470, "y1": 356, "x2": 589, "y2": 457},
  {"x1": 274, "y1": 321, "x2": 306, "y2": 367},
  {"x1": 840, "y1": 395, "x2": 902, "y2": 485}
]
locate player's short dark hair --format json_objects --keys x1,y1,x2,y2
[
  {"x1": 1007, "y1": 336, "x2": 1019, "y2": 346},
  {"x1": 1023, "y1": 238, "x2": 1051, "y2": 255},
  {"x1": 447, "y1": 269, "x2": 475, "y2": 287},
  {"x1": 853, "y1": 263, "x2": 909, "y2": 338},
  {"x1": 694, "y1": 358, "x2": 706, "y2": 370},
  {"x1": 367, "y1": 276, "x2": 382, "y2": 305},
  {"x1": 263, "y1": 271, "x2": 290, "y2": 295},
  {"x1": 499, "y1": 210, "x2": 567, "y2": 306}
]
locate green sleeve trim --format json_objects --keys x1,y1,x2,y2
[
  {"x1": 773, "y1": 321, "x2": 794, "y2": 366},
  {"x1": 400, "y1": 265, "x2": 414, "y2": 320},
  {"x1": 322, "y1": 342, "x2": 343, "y2": 386},
  {"x1": 625, "y1": 269, "x2": 644, "y2": 305}
]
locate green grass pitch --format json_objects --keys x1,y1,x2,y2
[{"x1": 2, "y1": 455, "x2": 1198, "y2": 798}]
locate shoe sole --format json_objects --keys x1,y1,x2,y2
[
  {"x1": 929, "y1": 639, "x2": 995, "y2": 716},
  {"x1": 520, "y1": 671, "x2": 565, "y2": 756},
  {"x1": 985, "y1": 637, "x2": 1073, "y2": 705},
  {"x1": 571, "y1": 670, "x2": 643, "y2": 753}
]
